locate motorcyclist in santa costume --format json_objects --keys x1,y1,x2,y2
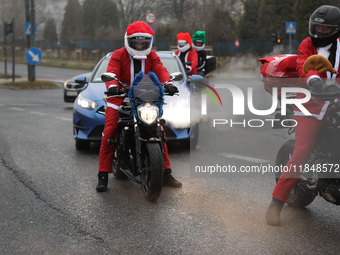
[
  {"x1": 96, "y1": 21, "x2": 182, "y2": 192},
  {"x1": 192, "y1": 31, "x2": 207, "y2": 77},
  {"x1": 266, "y1": 5, "x2": 340, "y2": 226},
  {"x1": 174, "y1": 32, "x2": 198, "y2": 76}
]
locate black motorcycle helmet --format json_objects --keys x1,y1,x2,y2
[{"x1": 309, "y1": 5, "x2": 340, "y2": 47}]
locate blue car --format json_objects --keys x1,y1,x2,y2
[{"x1": 73, "y1": 51, "x2": 201, "y2": 150}]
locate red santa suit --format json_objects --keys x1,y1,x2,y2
[
  {"x1": 174, "y1": 32, "x2": 198, "y2": 75},
  {"x1": 272, "y1": 37, "x2": 340, "y2": 201},
  {"x1": 98, "y1": 24, "x2": 172, "y2": 173}
]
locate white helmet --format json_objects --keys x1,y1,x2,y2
[{"x1": 124, "y1": 21, "x2": 154, "y2": 59}]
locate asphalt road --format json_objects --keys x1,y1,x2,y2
[{"x1": 0, "y1": 68, "x2": 339, "y2": 254}]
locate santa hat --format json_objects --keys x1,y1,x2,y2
[
  {"x1": 126, "y1": 21, "x2": 154, "y2": 38},
  {"x1": 192, "y1": 31, "x2": 206, "y2": 44},
  {"x1": 124, "y1": 21, "x2": 154, "y2": 59},
  {"x1": 177, "y1": 32, "x2": 192, "y2": 46},
  {"x1": 192, "y1": 31, "x2": 206, "y2": 51}
]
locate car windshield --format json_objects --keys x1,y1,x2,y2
[
  {"x1": 91, "y1": 55, "x2": 182, "y2": 83},
  {"x1": 91, "y1": 58, "x2": 110, "y2": 83},
  {"x1": 159, "y1": 57, "x2": 182, "y2": 75}
]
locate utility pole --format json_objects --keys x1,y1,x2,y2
[
  {"x1": 30, "y1": 0, "x2": 36, "y2": 82},
  {"x1": 11, "y1": 18, "x2": 15, "y2": 82}
]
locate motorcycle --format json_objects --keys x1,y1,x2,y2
[
  {"x1": 270, "y1": 55, "x2": 340, "y2": 208},
  {"x1": 101, "y1": 71, "x2": 183, "y2": 202}
]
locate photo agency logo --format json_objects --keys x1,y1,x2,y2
[
  {"x1": 200, "y1": 84, "x2": 312, "y2": 128},
  {"x1": 198, "y1": 83, "x2": 223, "y2": 115}
]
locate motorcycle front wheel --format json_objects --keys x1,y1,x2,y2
[
  {"x1": 141, "y1": 143, "x2": 164, "y2": 202},
  {"x1": 112, "y1": 130, "x2": 127, "y2": 180},
  {"x1": 275, "y1": 139, "x2": 316, "y2": 208}
]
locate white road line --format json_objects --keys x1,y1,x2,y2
[
  {"x1": 10, "y1": 104, "x2": 42, "y2": 107},
  {"x1": 10, "y1": 107, "x2": 24, "y2": 111},
  {"x1": 30, "y1": 111, "x2": 46, "y2": 116},
  {"x1": 220, "y1": 153, "x2": 269, "y2": 163},
  {"x1": 55, "y1": 117, "x2": 72, "y2": 121}
]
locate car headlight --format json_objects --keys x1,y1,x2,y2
[
  {"x1": 64, "y1": 80, "x2": 68, "y2": 88},
  {"x1": 137, "y1": 103, "x2": 159, "y2": 125},
  {"x1": 77, "y1": 93, "x2": 97, "y2": 110}
]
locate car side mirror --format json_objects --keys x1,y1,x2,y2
[
  {"x1": 75, "y1": 76, "x2": 87, "y2": 84},
  {"x1": 190, "y1": 74, "x2": 204, "y2": 83}
]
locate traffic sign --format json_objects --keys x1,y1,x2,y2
[
  {"x1": 235, "y1": 40, "x2": 239, "y2": 47},
  {"x1": 26, "y1": 47, "x2": 42, "y2": 65},
  {"x1": 25, "y1": 22, "x2": 37, "y2": 36},
  {"x1": 286, "y1": 22, "x2": 296, "y2": 34},
  {"x1": 145, "y1": 12, "x2": 157, "y2": 24}
]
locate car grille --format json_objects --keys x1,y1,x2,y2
[
  {"x1": 66, "y1": 83, "x2": 85, "y2": 89},
  {"x1": 97, "y1": 105, "x2": 106, "y2": 115},
  {"x1": 88, "y1": 125, "x2": 105, "y2": 140}
]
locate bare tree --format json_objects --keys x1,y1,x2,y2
[{"x1": 114, "y1": 0, "x2": 157, "y2": 30}]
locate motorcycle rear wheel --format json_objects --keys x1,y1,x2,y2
[
  {"x1": 275, "y1": 139, "x2": 316, "y2": 208},
  {"x1": 141, "y1": 143, "x2": 164, "y2": 202}
]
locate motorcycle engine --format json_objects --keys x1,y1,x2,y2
[{"x1": 318, "y1": 179, "x2": 340, "y2": 205}]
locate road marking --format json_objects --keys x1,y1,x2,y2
[
  {"x1": 220, "y1": 153, "x2": 269, "y2": 163},
  {"x1": 55, "y1": 117, "x2": 72, "y2": 121},
  {"x1": 29, "y1": 111, "x2": 46, "y2": 116},
  {"x1": 10, "y1": 107, "x2": 24, "y2": 111},
  {"x1": 11, "y1": 104, "x2": 43, "y2": 107}
]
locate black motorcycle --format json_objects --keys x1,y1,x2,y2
[
  {"x1": 101, "y1": 71, "x2": 183, "y2": 202},
  {"x1": 274, "y1": 84, "x2": 340, "y2": 207}
]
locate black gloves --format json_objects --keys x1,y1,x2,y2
[
  {"x1": 164, "y1": 85, "x2": 179, "y2": 96},
  {"x1": 107, "y1": 86, "x2": 120, "y2": 95},
  {"x1": 308, "y1": 78, "x2": 324, "y2": 93}
]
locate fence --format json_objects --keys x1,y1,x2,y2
[{"x1": 0, "y1": 38, "x2": 304, "y2": 65}]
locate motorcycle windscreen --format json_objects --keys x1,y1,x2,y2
[{"x1": 132, "y1": 75, "x2": 162, "y2": 102}]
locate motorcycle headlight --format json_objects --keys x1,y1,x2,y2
[
  {"x1": 137, "y1": 103, "x2": 159, "y2": 125},
  {"x1": 77, "y1": 93, "x2": 97, "y2": 110}
]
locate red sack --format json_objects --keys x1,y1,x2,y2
[{"x1": 258, "y1": 54, "x2": 299, "y2": 96}]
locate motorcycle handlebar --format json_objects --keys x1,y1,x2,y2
[{"x1": 104, "y1": 88, "x2": 127, "y2": 96}]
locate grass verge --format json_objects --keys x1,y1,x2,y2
[{"x1": 0, "y1": 80, "x2": 60, "y2": 90}]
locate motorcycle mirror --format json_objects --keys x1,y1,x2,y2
[
  {"x1": 101, "y1": 72, "x2": 117, "y2": 82},
  {"x1": 170, "y1": 72, "x2": 183, "y2": 81}
]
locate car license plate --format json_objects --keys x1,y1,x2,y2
[{"x1": 66, "y1": 91, "x2": 78, "y2": 96}]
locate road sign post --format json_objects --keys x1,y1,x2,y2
[
  {"x1": 30, "y1": 0, "x2": 36, "y2": 82},
  {"x1": 286, "y1": 22, "x2": 296, "y2": 54}
]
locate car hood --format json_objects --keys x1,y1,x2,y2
[
  {"x1": 81, "y1": 82, "x2": 106, "y2": 104},
  {"x1": 162, "y1": 81, "x2": 201, "y2": 129}
]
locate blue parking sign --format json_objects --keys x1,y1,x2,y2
[{"x1": 26, "y1": 47, "x2": 42, "y2": 65}]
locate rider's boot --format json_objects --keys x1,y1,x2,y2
[
  {"x1": 163, "y1": 169, "x2": 182, "y2": 188},
  {"x1": 265, "y1": 197, "x2": 285, "y2": 226},
  {"x1": 96, "y1": 172, "x2": 108, "y2": 192}
]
